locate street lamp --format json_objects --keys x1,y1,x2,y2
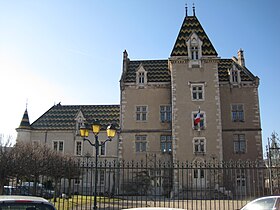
[{"x1": 80, "y1": 120, "x2": 117, "y2": 210}]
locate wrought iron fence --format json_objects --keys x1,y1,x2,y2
[{"x1": 4, "y1": 158, "x2": 280, "y2": 210}]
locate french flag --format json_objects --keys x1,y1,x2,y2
[{"x1": 194, "y1": 109, "x2": 201, "y2": 125}]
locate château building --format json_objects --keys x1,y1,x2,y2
[{"x1": 16, "y1": 8, "x2": 263, "y2": 194}]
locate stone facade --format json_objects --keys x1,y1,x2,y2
[
  {"x1": 16, "y1": 13, "x2": 262, "y2": 164},
  {"x1": 119, "y1": 14, "x2": 262, "y2": 164}
]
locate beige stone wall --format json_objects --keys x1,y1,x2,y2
[
  {"x1": 120, "y1": 83, "x2": 171, "y2": 161},
  {"x1": 220, "y1": 84, "x2": 263, "y2": 160},
  {"x1": 169, "y1": 58, "x2": 222, "y2": 162},
  {"x1": 17, "y1": 129, "x2": 118, "y2": 158}
]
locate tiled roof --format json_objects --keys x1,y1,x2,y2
[
  {"x1": 122, "y1": 58, "x2": 255, "y2": 84},
  {"x1": 171, "y1": 16, "x2": 217, "y2": 57},
  {"x1": 123, "y1": 59, "x2": 170, "y2": 83},
  {"x1": 218, "y1": 59, "x2": 255, "y2": 82},
  {"x1": 30, "y1": 104, "x2": 120, "y2": 130},
  {"x1": 18, "y1": 109, "x2": 31, "y2": 129}
]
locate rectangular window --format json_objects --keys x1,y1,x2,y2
[
  {"x1": 99, "y1": 143, "x2": 106, "y2": 156},
  {"x1": 193, "y1": 138, "x2": 205, "y2": 154},
  {"x1": 160, "y1": 135, "x2": 172, "y2": 153},
  {"x1": 136, "y1": 106, "x2": 147, "y2": 121},
  {"x1": 138, "y1": 72, "x2": 145, "y2": 84},
  {"x1": 191, "y1": 84, "x2": 204, "y2": 100},
  {"x1": 194, "y1": 169, "x2": 205, "y2": 178},
  {"x1": 53, "y1": 140, "x2": 64, "y2": 153},
  {"x1": 74, "y1": 178, "x2": 81, "y2": 185},
  {"x1": 232, "y1": 70, "x2": 239, "y2": 83},
  {"x1": 135, "y1": 135, "x2": 147, "y2": 152},
  {"x1": 192, "y1": 112, "x2": 205, "y2": 130},
  {"x1": 160, "y1": 105, "x2": 171, "y2": 122},
  {"x1": 191, "y1": 46, "x2": 199, "y2": 60},
  {"x1": 75, "y1": 141, "x2": 82, "y2": 156},
  {"x1": 233, "y1": 134, "x2": 246, "y2": 153},
  {"x1": 232, "y1": 104, "x2": 244, "y2": 122}
]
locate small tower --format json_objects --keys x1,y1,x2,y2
[
  {"x1": 18, "y1": 109, "x2": 31, "y2": 129},
  {"x1": 16, "y1": 108, "x2": 31, "y2": 143}
]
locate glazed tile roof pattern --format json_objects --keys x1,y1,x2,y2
[
  {"x1": 171, "y1": 16, "x2": 217, "y2": 57},
  {"x1": 218, "y1": 59, "x2": 255, "y2": 82},
  {"x1": 30, "y1": 104, "x2": 120, "y2": 130},
  {"x1": 18, "y1": 109, "x2": 31, "y2": 129},
  {"x1": 123, "y1": 59, "x2": 170, "y2": 83},
  {"x1": 122, "y1": 58, "x2": 255, "y2": 84}
]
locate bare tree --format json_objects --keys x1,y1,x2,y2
[
  {"x1": 0, "y1": 134, "x2": 13, "y2": 194},
  {"x1": 267, "y1": 131, "x2": 280, "y2": 194},
  {"x1": 63, "y1": 155, "x2": 81, "y2": 198},
  {"x1": 268, "y1": 132, "x2": 280, "y2": 165}
]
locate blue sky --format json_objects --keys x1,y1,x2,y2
[{"x1": 0, "y1": 0, "x2": 279, "y2": 152}]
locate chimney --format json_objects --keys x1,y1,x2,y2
[
  {"x1": 123, "y1": 50, "x2": 128, "y2": 74},
  {"x1": 238, "y1": 49, "x2": 245, "y2": 67}
]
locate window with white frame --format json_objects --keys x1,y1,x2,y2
[
  {"x1": 191, "y1": 84, "x2": 204, "y2": 101},
  {"x1": 138, "y1": 72, "x2": 145, "y2": 84},
  {"x1": 136, "y1": 65, "x2": 147, "y2": 86},
  {"x1": 194, "y1": 169, "x2": 205, "y2": 179},
  {"x1": 236, "y1": 170, "x2": 246, "y2": 188},
  {"x1": 193, "y1": 138, "x2": 206, "y2": 154},
  {"x1": 192, "y1": 111, "x2": 205, "y2": 130},
  {"x1": 160, "y1": 105, "x2": 171, "y2": 122},
  {"x1": 160, "y1": 135, "x2": 172, "y2": 153},
  {"x1": 231, "y1": 104, "x2": 244, "y2": 122},
  {"x1": 136, "y1": 106, "x2": 147, "y2": 121},
  {"x1": 191, "y1": 46, "x2": 199, "y2": 60},
  {"x1": 186, "y1": 33, "x2": 202, "y2": 68},
  {"x1": 233, "y1": 134, "x2": 246, "y2": 153},
  {"x1": 75, "y1": 141, "x2": 82, "y2": 156},
  {"x1": 229, "y1": 65, "x2": 241, "y2": 84},
  {"x1": 135, "y1": 135, "x2": 147, "y2": 152},
  {"x1": 53, "y1": 140, "x2": 64, "y2": 153},
  {"x1": 98, "y1": 143, "x2": 106, "y2": 156}
]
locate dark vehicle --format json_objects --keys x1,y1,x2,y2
[
  {"x1": 0, "y1": 195, "x2": 56, "y2": 210},
  {"x1": 240, "y1": 196, "x2": 280, "y2": 210}
]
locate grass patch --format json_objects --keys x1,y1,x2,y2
[{"x1": 49, "y1": 195, "x2": 120, "y2": 210}]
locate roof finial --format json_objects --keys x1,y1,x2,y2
[
  {"x1": 185, "y1": 3, "x2": 188, "y2": 17},
  {"x1": 192, "y1": 3, "x2": 196, "y2": 16},
  {"x1": 26, "y1": 98, "x2": 28, "y2": 110}
]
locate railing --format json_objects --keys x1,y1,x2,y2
[{"x1": 4, "y1": 158, "x2": 280, "y2": 210}]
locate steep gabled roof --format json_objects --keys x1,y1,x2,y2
[
  {"x1": 122, "y1": 59, "x2": 170, "y2": 83},
  {"x1": 30, "y1": 104, "x2": 120, "y2": 130},
  {"x1": 171, "y1": 15, "x2": 217, "y2": 57},
  {"x1": 218, "y1": 59, "x2": 256, "y2": 82}
]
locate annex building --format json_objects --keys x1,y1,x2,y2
[{"x1": 16, "y1": 8, "x2": 263, "y2": 195}]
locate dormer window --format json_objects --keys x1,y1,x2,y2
[
  {"x1": 186, "y1": 33, "x2": 203, "y2": 68},
  {"x1": 191, "y1": 46, "x2": 199, "y2": 60},
  {"x1": 136, "y1": 64, "x2": 147, "y2": 86},
  {"x1": 228, "y1": 65, "x2": 241, "y2": 85},
  {"x1": 138, "y1": 72, "x2": 145, "y2": 84},
  {"x1": 75, "y1": 110, "x2": 86, "y2": 136}
]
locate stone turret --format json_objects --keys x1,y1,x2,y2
[{"x1": 16, "y1": 108, "x2": 31, "y2": 143}]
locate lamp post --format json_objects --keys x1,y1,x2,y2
[{"x1": 80, "y1": 120, "x2": 117, "y2": 210}]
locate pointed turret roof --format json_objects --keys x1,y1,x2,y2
[
  {"x1": 18, "y1": 109, "x2": 31, "y2": 129},
  {"x1": 171, "y1": 15, "x2": 218, "y2": 57}
]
